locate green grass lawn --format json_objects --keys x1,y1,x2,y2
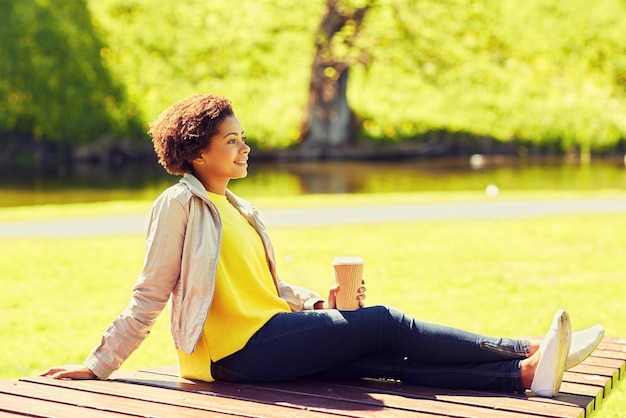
[{"x1": 1, "y1": 192, "x2": 625, "y2": 416}]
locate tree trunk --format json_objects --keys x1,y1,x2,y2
[{"x1": 298, "y1": 0, "x2": 370, "y2": 158}]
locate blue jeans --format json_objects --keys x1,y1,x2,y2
[{"x1": 211, "y1": 306, "x2": 529, "y2": 393}]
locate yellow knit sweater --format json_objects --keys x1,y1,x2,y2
[{"x1": 176, "y1": 192, "x2": 290, "y2": 381}]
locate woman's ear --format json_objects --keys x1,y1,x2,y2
[{"x1": 192, "y1": 154, "x2": 206, "y2": 165}]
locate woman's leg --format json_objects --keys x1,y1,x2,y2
[
  {"x1": 211, "y1": 305, "x2": 530, "y2": 392},
  {"x1": 308, "y1": 352, "x2": 525, "y2": 393}
]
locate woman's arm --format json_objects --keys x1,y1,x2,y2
[{"x1": 41, "y1": 189, "x2": 188, "y2": 380}]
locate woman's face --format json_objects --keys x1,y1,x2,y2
[{"x1": 192, "y1": 115, "x2": 250, "y2": 194}]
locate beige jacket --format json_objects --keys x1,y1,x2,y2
[{"x1": 84, "y1": 173, "x2": 323, "y2": 379}]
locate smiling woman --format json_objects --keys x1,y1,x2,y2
[
  {"x1": 40, "y1": 93, "x2": 605, "y2": 400},
  {"x1": 149, "y1": 95, "x2": 250, "y2": 195},
  {"x1": 149, "y1": 94, "x2": 236, "y2": 176},
  {"x1": 190, "y1": 116, "x2": 250, "y2": 195}
]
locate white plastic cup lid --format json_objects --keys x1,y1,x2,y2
[{"x1": 332, "y1": 256, "x2": 364, "y2": 265}]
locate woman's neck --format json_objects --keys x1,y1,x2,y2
[{"x1": 194, "y1": 173, "x2": 228, "y2": 195}]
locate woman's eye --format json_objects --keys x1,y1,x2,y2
[{"x1": 227, "y1": 136, "x2": 246, "y2": 144}]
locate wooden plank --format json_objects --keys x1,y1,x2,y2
[
  {"x1": 569, "y1": 362, "x2": 620, "y2": 388},
  {"x1": 592, "y1": 349, "x2": 626, "y2": 361},
  {"x1": 117, "y1": 371, "x2": 541, "y2": 417},
  {"x1": 580, "y1": 356, "x2": 625, "y2": 378},
  {"x1": 0, "y1": 388, "x2": 134, "y2": 418},
  {"x1": 259, "y1": 379, "x2": 587, "y2": 418},
  {"x1": 141, "y1": 342, "x2": 626, "y2": 418},
  {"x1": 140, "y1": 364, "x2": 178, "y2": 375},
  {"x1": 24, "y1": 375, "x2": 437, "y2": 418},
  {"x1": 142, "y1": 365, "x2": 592, "y2": 418},
  {"x1": 568, "y1": 361, "x2": 619, "y2": 381},
  {"x1": 111, "y1": 371, "x2": 454, "y2": 417},
  {"x1": 372, "y1": 381, "x2": 591, "y2": 418},
  {"x1": 561, "y1": 371, "x2": 609, "y2": 416},
  {"x1": 594, "y1": 338, "x2": 626, "y2": 370},
  {"x1": 130, "y1": 369, "x2": 586, "y2": 418},
  {"x1": 2, "y1": 379, "x2": 235, "y2": 418},
  {"x1": 563, "y1": 370, "x2": 612, "y2": 396},
  {"x1": 207, "y1": 381, "x2": 537, "y2": 418},
  {"x1": 599, "y1": 337, "x2": 626, "y2": 352},
  {"x1": 560, "y1": 380, "x2": 603, "y2": 407},
  {"x1": 1, "y1": 336, "x2": 620, "y2": 418},
  {"x1": 0, "y1": 411, "x2": 37, "y2": 418}
]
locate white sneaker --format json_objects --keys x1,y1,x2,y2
[
  {"x1": 531, "y1": 310, "x2": 572, "y2": 397},
  {"x1": 566, "y1": 325, "x2": 604, "y2": 369}
]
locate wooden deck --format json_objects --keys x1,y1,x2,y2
[{"x1": 2, "y1": 337, "x2": 624, "y2": 417}]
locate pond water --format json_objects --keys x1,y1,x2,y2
[{"x1": 1, "y1": 156, "x2": 626, "y2": 207}]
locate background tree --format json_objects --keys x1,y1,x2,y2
[
  {"x1": 298, "y1": 0, "x2": 372, "y2": 157},
  {"x1": 1, "y1": 0, "x2": 625, "y2": 165}
]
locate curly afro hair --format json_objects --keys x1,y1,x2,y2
[{"x1": 148, "y1": 94, "x2": 234, "y2": 175}]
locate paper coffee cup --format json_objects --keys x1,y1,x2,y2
[{"x1": 332, "y1": 256, "x2": 364, "y2": 310}]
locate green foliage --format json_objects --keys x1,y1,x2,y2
[
  {"x1": 86, "y1": 0, "x2": 324, "y2": 148},
  {"x1": 351, "y1": 0, "x2": 626, "y2": 152},
  {"x1": 1, "y1": 0, "x2": 625, "y2": 152},
  {"x1": 0, "y1": 0, "x2": 142, "y2": 145}
]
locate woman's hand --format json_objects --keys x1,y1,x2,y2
[
  {"x1": 356, "y1": 279, "x2": 367, "y2": 308},
  {"x1": 40, "y1": 365, "x2": 97, "y2": 380},
  {"x1": 317, "y1": 279, "x2": 366, "y2": 310}
]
